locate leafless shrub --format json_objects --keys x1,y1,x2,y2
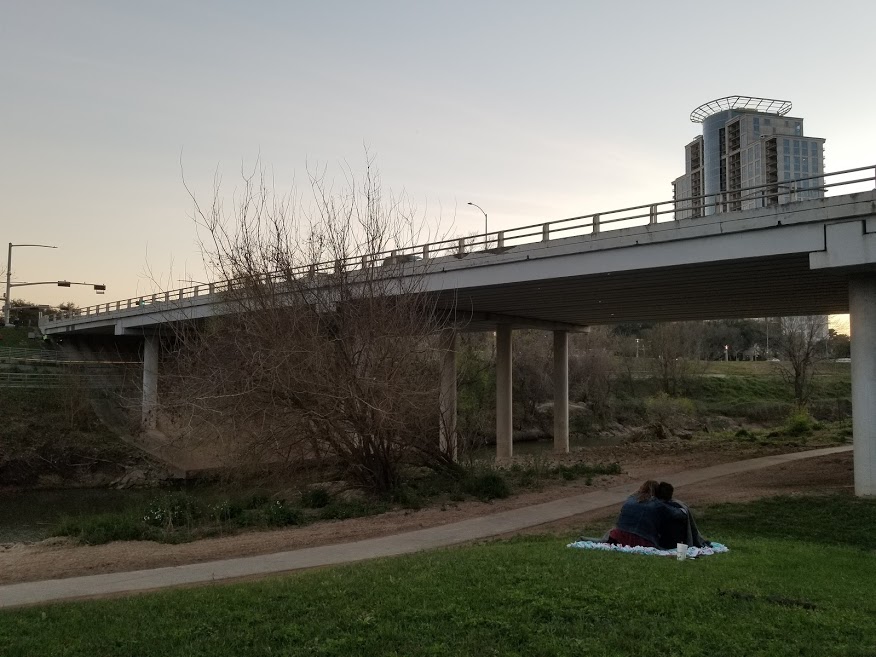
[
  {"x1": 776, "y1": 315, "x2": 828, "y2": 404},
  {"x1": 570, "y1": 327, "x2": 618, "y2": 422},
  {"x1": 644, "y1": 322, "x2": 707, "y2": 396},
  {"x1": 513, "y1": 331, "x2": 552, "y2": 428},
  {"x1": 163, "y1": 156, "x2": 457, "y2": 493}
]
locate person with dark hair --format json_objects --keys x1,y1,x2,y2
[
  {"x1": 654, "y1": 481, "x2": 710, "y2": 549},
  {"x1": 606, "y1": 480, "x2": 688, "y2": 548}
]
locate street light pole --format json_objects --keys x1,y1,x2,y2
[
  {"x1": 467, "y1": 202, "x2": 488, "y2": 250},
  {"x1": 4, "y1": 243, "x2": 58, "y2": 327}
]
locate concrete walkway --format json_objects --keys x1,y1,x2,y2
[{"x1": 0, "y1": 445, "x2": 851, "y2": 609}]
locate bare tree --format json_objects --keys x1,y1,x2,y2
[
  {"x1": 162, "y1": 156, "x2": 456, "y2": 493},
  {"x1": 569, "y1": 327, "x2": 618, "y2": 422},
  {"x1": 644, "y1": 322, "x2": 706, "y2": 396},
  {"x1": 777, "y1": 315, "x2": 827, "y2": 404}
]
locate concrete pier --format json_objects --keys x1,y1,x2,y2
[
  {"x1": 496, "y1": 324, "x2": 513, "y2": 459},
  {"x1": 553, "y1": 330, "x2": 569, "y2": 453},
  {"x1": 850, "y1": 276, "x2": 876, "y2": 497}
]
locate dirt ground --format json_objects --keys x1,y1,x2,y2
[{"x1": 0, "y1": 443, "x2": 853, "y2": 586}]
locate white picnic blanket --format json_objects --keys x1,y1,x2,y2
[{"x1": 567, "y1": 540, "x2": 729, "y2": 558}]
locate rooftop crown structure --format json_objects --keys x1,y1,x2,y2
[{"x1": 673, "y1": 96, "x2": 825, "y2": 218}]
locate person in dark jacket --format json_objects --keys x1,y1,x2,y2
[
  {"x1": 654, "y1": 481, "x2": 710, "y2": 549},
  {"x1": 607, "y1": 480, "x2": 688, "y2": 548}
]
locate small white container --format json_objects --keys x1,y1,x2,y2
[{"x1": 676, "y1": 543, "x2": 688, "y2": 561}]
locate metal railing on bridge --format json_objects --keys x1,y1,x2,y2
[
  {"x1": 0, "y1": 347, "x2": 138, "y2": 365},
  {"x1": 41, "y1": 164, "x2": 876, "y2": 325},
  {"x1": 0, "y1": 372, "x2": 130, "y2": 389}
]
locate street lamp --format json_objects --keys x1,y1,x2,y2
[
  {"x1": 467, "y1": 202, "x2": 488, "y2": 250},
  {"x1": 4, "y1": 243, "x2": 57, "y2": 327}
]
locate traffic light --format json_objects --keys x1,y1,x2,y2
[
  {"x1": 57, "y1": 281, "x2": 71, "y2": 287},
  {"x1": 94, "y1": 284, "x2": 106, "y2": 293}
]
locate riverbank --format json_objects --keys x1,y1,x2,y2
[{"x1": 0, "y1": 445, "x2": 852, "y2": 587}]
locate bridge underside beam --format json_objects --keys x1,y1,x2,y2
[
  {"x1": 448, "y1": 310, "x2": 587, "y2": 333},
  {"x1": 439, "y1": 254, "x2": 853, "y2": 327}
]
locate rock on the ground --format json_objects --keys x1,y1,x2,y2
[{"x1": 111, "y1": 469, "x2": 149, "y2": 489}]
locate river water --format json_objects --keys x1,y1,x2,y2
[{"x1": 0, "y1": 488, "x2": 156, "y2": 543}]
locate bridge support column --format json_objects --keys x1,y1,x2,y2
[
  {"x1": 553, "y1": 330, "x2": 569, "y2": 453},
  {"x1": 496, "y1": 324, "x2": 513, "y2": 459},
  {"x1": 850, "y1": 276, "x2": 876, "y2": 497},
  {"x1": 439, "y1": 328, "x2": 458, "y2": 460},
  {"x1": 142, "y1": 335, "x2": 159, "y2": 431}
]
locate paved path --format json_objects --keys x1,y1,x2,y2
[{"x1": 0, "y1": 445, "x2": 851, "y2": 609}]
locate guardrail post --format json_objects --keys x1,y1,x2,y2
[
  {"x1": 592, "y1": 214, "x2": 600, "y2": 236},
  {"x1": 209, "y1": 282, "x2": 215, "y2": 294},
  {"x1": 86, "y1": 307, "x2": 91, "y2": 316},
  {"x1": 150, "y1": 293, "x2": 157, "y2": 305},
  {"x1": 178, "y1": 289, "x2": 184, "y2": 301},
  {"x1": 458, "y1": 238, "x2": 466, "y2": 256},
  {"x1": 422, "y1": 243, "x2": 430, "y2": 259},
  {"x1": 105, "y1": 303, "x2": 110, "y2": 313},
  {"x1": 334, "y1": 259, "x2": 342, "y2": 274},
  {"x1": 194, "y1": 286, "x2": 200, "y2": 297},
  {"x1": 361, "y1": 255, "x2": 369, "y2": 269},
  {"x1": 542, "y1": 223, "x2": 550, "y2": 241},
  {"x1": 649, "y1": 205, "x2": 658, "y2": 224},
  {"x1": 497, "y1": 231, "x2": 505, "y2": 249},
  {"x1": 164, "y1": 291, "x2": 170, "y2": 303}
]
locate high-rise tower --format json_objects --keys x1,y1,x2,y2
[{"x1": 673, "y1": 96, "x2": 825, "y2": 218}]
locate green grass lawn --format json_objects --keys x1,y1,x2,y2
[
  {"x1": 1, "y1": 494, "x2": 874, "y2": 657},
  {"x1": 0, "y1": 326, "x2": 43, "y2": 349}
]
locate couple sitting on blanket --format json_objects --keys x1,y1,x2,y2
[{"x1": 605, "y1": 480, "x2": 710, "y2": 550}]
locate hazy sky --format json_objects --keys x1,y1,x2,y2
[{"x1": 3, "y1": 0, "x2": 875, "y2": 320}]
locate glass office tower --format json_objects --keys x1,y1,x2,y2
[{"x1": 673, "y1": 96, "x2": 825, "y2": 219}]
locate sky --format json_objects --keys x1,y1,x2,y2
[{"x1": 2, "y1": 0, "x2": 874, "y2": 333}]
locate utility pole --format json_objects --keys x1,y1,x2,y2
[{"x1": 4, "y1": 243, "x2": 58, "y2": 327}]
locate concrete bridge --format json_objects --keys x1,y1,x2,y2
[{"x1": 39, "y1": 165, "x2": 876, "y2": 495}]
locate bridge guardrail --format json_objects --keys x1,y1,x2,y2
[
  {"x1": 40, "y1": 164, "x2": 876, "y2": 326},
  {"x1": 0, "y1": 372, "x2": 130, "y2": 388},
  {"x1": 0, "y1": 347, "x2": 57, "y2": 362},
  {"x1": 0, "y1": 347, "x2": 138, "y2": 365}
]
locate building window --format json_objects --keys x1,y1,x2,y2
[
  {"x1": 802, "y1": 157, "x2": 809, "y2": 173},
  {"x1": 783, "y1": 139, "x2": 790, "y2": 154},
  {"x1": 794, "y1": 157, "x2": 800, "y2": 170},
  {"x1": 795, "y1": 123, "x2": 802, "y2": 136},
  {"x1": 764, "y1": 118, "x2": 771, "y2": 126},
  {"x1": 784, "y1": 155, "x2": 791, "y2": 169}
]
